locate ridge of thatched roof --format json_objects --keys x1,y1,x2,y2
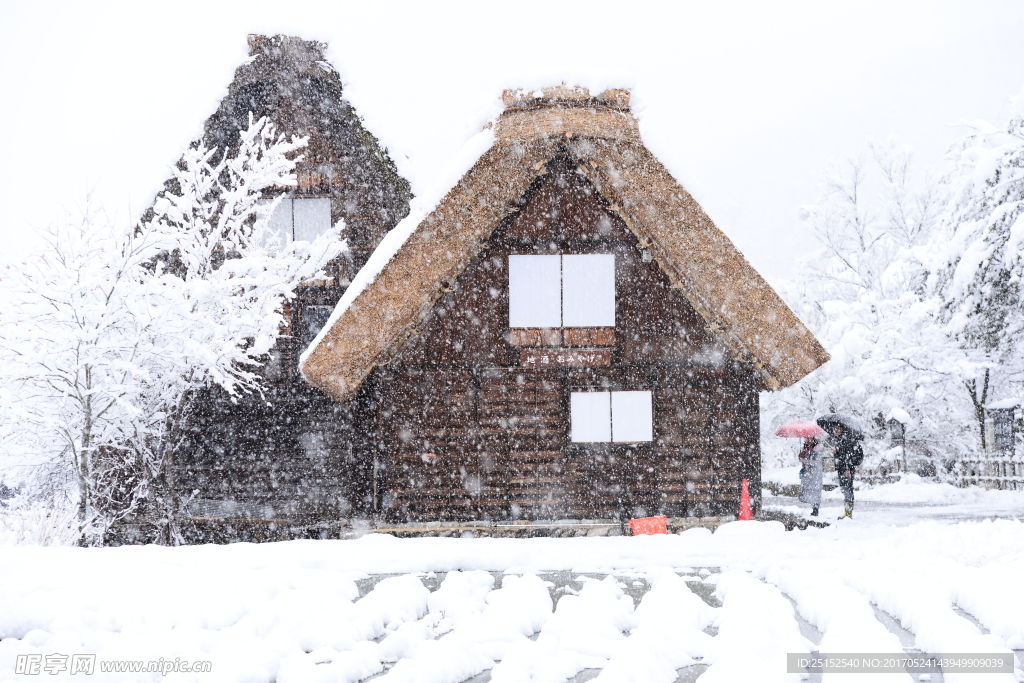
[
  {"x1": 300, "y1": 87, "x2": 829, "y2": 401},
  {"x1": 207, "y1": 35, "x2": 407, "y2": 188}
]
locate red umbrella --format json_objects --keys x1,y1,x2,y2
[{"x1": 775, "y1": 420, "x2": 826, "y2": 438}]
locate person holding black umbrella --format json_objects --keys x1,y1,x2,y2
[{"x1": 817, "y1": 414, "x2": 865, "y2": 519}]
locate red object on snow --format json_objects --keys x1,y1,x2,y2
[
  {"x1": 737, "y1": 479, "x2": 754, "y2": 521},
  {"x1": 629, "y1": 515, "x2": 668, "y2": 535},
  {"x1": 775, "y1": 420, "x2": 827, "y2": 438}
]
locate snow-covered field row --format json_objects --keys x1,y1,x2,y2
[{"x1": 2, "y1": 515, "x2": 1023, "y2": 683}]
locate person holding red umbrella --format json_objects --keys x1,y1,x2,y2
[{"x1": 776, "y1": 421, "x2": 828, "y2": 516}]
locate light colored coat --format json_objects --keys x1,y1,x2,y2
[{"x1": 799, "y1": 442, "x2": 825, "y2": 505}]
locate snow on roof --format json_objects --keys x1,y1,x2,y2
[
  {"x1": 297, "y1": 128, "x2": 495, "y2": 372},
  {"x1": 885, "y1": 407, "x2": 912, "y2": 424},
  {"x1": 987, "y1": 398, "x2": 1021, "y2": 410}
]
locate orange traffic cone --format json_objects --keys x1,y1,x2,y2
[{"x1": 737, "y1": 478, "x2": 754, "y2": 521}]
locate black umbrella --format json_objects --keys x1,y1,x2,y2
[{"x1": 816, "y1": 413, "x2": 864, "y2": 441}]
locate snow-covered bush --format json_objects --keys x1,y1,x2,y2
[{"x1": 0, "y1": 490, "x2": 82, "y2": 546}]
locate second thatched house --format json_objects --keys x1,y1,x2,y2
[
  {"x1": 164, "y1": 35, "x2": 411, "y2": 538},
  {"x1": 300, "y1": 86, "x2": 829, "y2": 525}
]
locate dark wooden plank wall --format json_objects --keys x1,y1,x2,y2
[
  {"x1": 372, "y1": 365, "x2": 759, "y2": 521},
  {"x1": 653, "y1": 367, "x2": 761, "y2": 517},
  {"x1": 371, "y1": 158, "x2": 762, "y2": 522},
  {"x1": 177, "y1": 383, "x2": 371, "y2": 525}
]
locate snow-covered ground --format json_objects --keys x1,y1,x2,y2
[{"x1": 2, "y1": 481, "x2": 1023, "y2": 683}]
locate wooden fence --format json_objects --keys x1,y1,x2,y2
[{"x1": 958, "y1": 456, "x2": 1024, "y2": 490}]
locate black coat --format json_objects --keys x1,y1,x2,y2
[{"x1": 833, "y1": 435, "x2": 864, "y2": 474}]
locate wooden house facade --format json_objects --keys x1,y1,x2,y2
[{"x1": 301, "y1": 87, "x2": 830, "y2": 525}]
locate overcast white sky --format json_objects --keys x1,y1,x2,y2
[{"x1": 1, "y1": 0, "x2": 1023, "y2": 284}]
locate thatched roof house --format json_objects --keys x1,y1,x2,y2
[
  {"x1": 303, "y1": 87, "x2": 826, "y2": 397},
  {"x1": 297, "y1": 87, "x2": 828, "y2": 524}
]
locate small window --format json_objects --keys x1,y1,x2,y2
[
  {"x1": 570, "y1": 390, "x2": 653, "y2": 443},
  {"x1": 268, "y1": 197, "x2": 333, "y2": 247},
  {"x1": 610, "y1": 391, "x2": 654, "y2": 442},
  {"x1": 570, "y1": 391, "x2": 612, "y2": 442},
  {"x1": 562, "y1": 254, "x2": 615, "y2": 327},
  {"x1": 509, "y1": 255, "x2": 561, "y2": 327},
  {"x1": 299, "y1": 305, "x2": 334, "y2": 353},
  {"x1": 508, "y1": 254, "x2": 615, "y2": 328}
]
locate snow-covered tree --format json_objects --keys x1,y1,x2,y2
[
  {"x1": 0, "y1": 115, "x2": 347, "y2": 544},
  {"x1": 928, "y1": 87, "x2": 1024, "y2": 447},
  {"x1": 768, "y1": 90, "x2": 1024, "y2": 468},
  {"x1": 132, "y1": 115, "x2": 347, "y2": 543},
  {"x1": 763, "y1": 139, "x2": 976, "y2": 468},
  {"x1": 0, "y1": 202, "x2": 169, "y2": 539}
]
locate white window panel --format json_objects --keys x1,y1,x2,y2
[
  {"x1": 292, "y1": 197, "x2": 332, "y2": 242},
  {"x1": 562, "y1": 254, "x2": 615, "y2": 327},
  {"x1": 508, "y1": 255, "x2": 561, "y2": 328},
  {"x1": 266, "y1": 197, "x2": 293, "y2": 249},
  {"x1": 611, "y1": 390, "x2": 653, "y2": 443},
  {"x1": 571, "y1": 391, "x2": 612, "y2": 442}
]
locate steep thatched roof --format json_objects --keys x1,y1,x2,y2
[
  {"x1": 154, "y1": 34, "x2": 410, "y2": 264},
  {"x1": 301, "y1": 86, "x2": 829, "y2": 401}
]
